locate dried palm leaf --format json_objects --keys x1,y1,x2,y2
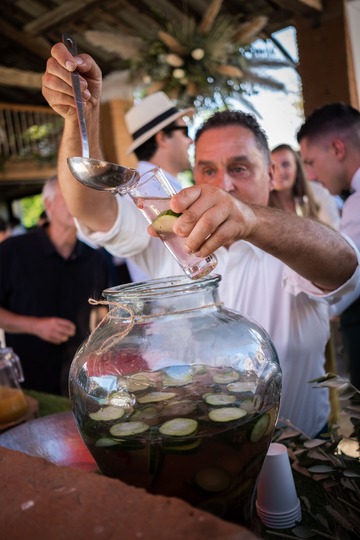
[
  {"x1": 158, "y1": 31, "x2": 186, "y2": 55},
  {"x1": 102, "y1": 70, "x2": 138, "y2": 101},
  {"x1": 84, "y1": 31, "x2": 145, "y2": 60},
  {"x1": 186, "y1": 81, "x2": 198, "y2": 96},
  {"x1": 146, "y1": 80, "x2": 166, "y2": 94},
  {"x1": 242, "y1": 70, "x2": 286, "y2": 91},
  {"x1": 199, "y1": 0, "x2": 223, "y2": 34},
  {"x1": 215, "y1": 65, "x2": 243, "y2": 78},
  {"x1": 234, "y1": 16, "x2": 268, "y2": 45}
]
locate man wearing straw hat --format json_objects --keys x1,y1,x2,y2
[
  {"x1": 125, "y1": 91, "x2": 194, "y2": 186},
  {"x1": 42, "y1": 42, "x2": 360, "y2": 437}
]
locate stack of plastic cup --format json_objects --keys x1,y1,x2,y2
[{"x1": 256, "y1": 442, "x2": 302, "y2": 529}]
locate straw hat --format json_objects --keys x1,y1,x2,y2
[{"x1": 125, "y1": 92, "x2": 194, "y2": 154}]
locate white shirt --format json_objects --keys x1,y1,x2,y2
[
  {"x1": 310, "y1": 181, "x2": 340, "y2": 230},
  {"x1": 77, "y1": 196, "x2": 360, "y2": 437},
  {"x1": 341, "y1": 167, "x2": 360, "y2": 249}
]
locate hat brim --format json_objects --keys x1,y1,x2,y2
[{"x1": 126, "y1": 107, "x2": 195, "y2": 155}]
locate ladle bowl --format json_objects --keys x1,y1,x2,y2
[
  {"x1": 67, "y1": 157, "x2": 139, "y2": 194},
  {"x1": 62, "y1": 33, "x2": 140, "y2": 194}
]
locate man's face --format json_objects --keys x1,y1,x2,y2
[
  {"x1": 300, "y1": 137, "x2": 345, "y2": 195},
  {"x1": 46, "y1": 184, "x2": 76, "y2": 229},
  {"x1": 194, "y1": 125, "x2": 272, "y2": 205},
  {"x1": 164, "y1": 119, "x2": 193, "y2": 172}
]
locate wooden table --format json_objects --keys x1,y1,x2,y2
[{"x1": 0, "y1": 410, "x2": 98, "y2": 472}]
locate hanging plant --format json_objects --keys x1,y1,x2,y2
[{"x1": 85, "y1": 0, "x2": 294, "y2": 110}]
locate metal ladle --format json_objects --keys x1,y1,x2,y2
[{"x1": 62, "y1": 33, "x2": 140, "y2": 193}]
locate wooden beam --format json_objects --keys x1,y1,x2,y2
[
  {"x1": 270, "y1": 0, "x2": 323, "y2": 13},
  {"x1": 0, "y1": 67, "x2": 42, "y2": 89},
  {"x1": 24, "y1": 0, "x2": 103, "y2": 35},
  {"x1": 0, "y1": 20, "x2": 52, "y2": 60}
]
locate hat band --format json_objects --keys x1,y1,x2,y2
[{"x1": 132, "y1": 107, "x2": 178, "y2": 140}]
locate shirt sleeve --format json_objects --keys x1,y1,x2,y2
[
  {"x1": 282, "y1": 233, "x2": 360, "y2": 314},
  {"x1": 74, "y1": 194, "x2": 151, "y2": 258},
  {"x1": 340, "y1": 191, "x2": 360, "y2": 251}
]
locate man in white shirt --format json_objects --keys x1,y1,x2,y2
[
  {"x1": 42, "y1": 43, "x2": 360, "y2": 436},
  {"x1": 297, "y1": 103, "x2": 360, "y2": 390}
]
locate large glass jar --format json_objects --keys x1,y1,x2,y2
[{"x1": 69, "y1": 275, "x2": 282, "y2": 526}]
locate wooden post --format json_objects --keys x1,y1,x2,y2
[
  {"x1": 100, "y1": 99, "x2": 138, "y2": 169},
  {"x1": 295, "y1": 0, "x2": 359, "y2": 116}
]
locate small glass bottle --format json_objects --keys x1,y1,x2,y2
[{"x1": 0, "y1": 345, "x2": 28, "y2": 425}]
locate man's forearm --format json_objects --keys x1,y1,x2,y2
[
  {"x1": 58, "y1": 112, "x2": 118, "y2": 233},
  {"x1": 248, "y1": 205, "x2": 358, "y2": 291},
  {"x1": 0, "y1": 308, "x2": 37, "y2": 335}
]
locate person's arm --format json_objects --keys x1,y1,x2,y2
[
  {"x1": 0, "y1": 307, "x2": 76, "y2": 345},
  {"x1": 42, "y1": 41, "x2": 118, "y2": 233},
  {"x1": 170, "y1": 184, "x2": 358, "y2": 292}
]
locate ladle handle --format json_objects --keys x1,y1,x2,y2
[{"x1": 62, "y1": 33, "x2": 90, "y2": 159}]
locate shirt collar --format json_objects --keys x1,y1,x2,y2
[
  {"x1": 38, "y1": 224, "x2": 81, "y2": 259},
  {"x1": 351, "y1": 167, "x2": 360, "y2": 192}
]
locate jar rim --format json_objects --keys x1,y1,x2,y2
[{"x1": 103, "y1": 273, "x2": 221, "y2": 299}]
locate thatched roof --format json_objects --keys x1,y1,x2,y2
[{"x1": 0, "y1": 0, "x2": 322, "y2": 105}]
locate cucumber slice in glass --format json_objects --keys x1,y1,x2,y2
[
  {"x1": 159, "y1": 417, "x2": 198, "y2": 437},
  {"x1": 138, "y1": 391, "x2": 177, "y2": 404},
  {"x1": 249, "y1": 413, "x2": 270, "y2": 442},
  {"x1": 89, "y1": 405, "x2": 125, "y2": 421},
  {"x1": 203, "y1": 393, "x2": 237, "y2": 406},
  {"x1": 212, "y1": 371, "x2": 240, "y2": 384},
  {"x1": 208, "y1": 407, "x2": 247, "y2": 422},
  {"x1": 227, "y1": 381, "x2": 256, "y2": 394},
  {"x1": 110, "y1": 421, "x2": 149, "y2": 437},
  {"x1": 152, "y1": 210, "x2": 181, "y2": 234},
  {"x1": 195, "y1": 467, "x2": 231, "y2": 492}
]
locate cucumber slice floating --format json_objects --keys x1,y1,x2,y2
[
  {"x1": 195, "y1": 467, "x2": 231, "y2": 492},
  {"x1": 249, "y1": 413, "x2": 270, "y2": 442},
  {"x1": 208, "y1": 407, "x2": 247, "y2": 422},
  {"x1": 212, "y1": 371, "x2": 240, "y2": 384},
  {"x1": 162, "y1": 399, "x2": 197, "y2": 417},
  {"x1": 164, "y1": 438, "x2": 202, "y2": 453},
  {"x1": 89, "y1": 405, "x2": 125, "y2": 421},
  {"x1": 152, "y1": 210, "x2": 181, "y2": 234},
  {"x1": 110, "y1": 421, "x2": 149, "y2": 437},
  {"x1": 138, "y1": 391, "x2": 177, "y2": 404},
  {"x1": 227, "y1": 381, "x2": 256, "y2": 394},
  {"x1": 131, "y1": 406, "x2": 159, "y2": 426},
  {"x1": 159, "y1": 418, "x2": 198, "y2": 437},
  {"x1": 95, "y1": 437, "x2": 119, "y2": 447},
  {"x1": 203, "y1": 393, "x2": 237, "y2": 406}
]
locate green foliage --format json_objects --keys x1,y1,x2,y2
[{"x1": 17, "y1": 194, "x2": 44, "y2": 229}]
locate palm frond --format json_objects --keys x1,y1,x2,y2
[{"x1": 84, "y1": 31, "x2": 145, "y2": 60}]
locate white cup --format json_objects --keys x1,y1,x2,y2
[{"x1": 256, "y1": 442, "x2": 302, "y2": 528}]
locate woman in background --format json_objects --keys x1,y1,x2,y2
[{"x1": 270, "y1": 143, "x2": 340, "y2": 230}]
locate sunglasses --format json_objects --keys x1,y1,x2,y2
[{"x1": 163, "y1": 125, "x2": 190, "y2": 138}]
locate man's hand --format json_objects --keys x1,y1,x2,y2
[
  {"x1": 32, "y1": 317, "x2": 76, "y2": 345},
  {"x1": 169, "y1": 184, "x2": 257, "y2": 257},
  {"x1": 42, "y1": 41, "x2": 102, "y2": 120}
]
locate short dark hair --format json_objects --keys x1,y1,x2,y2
[
  {"x1": 297, "y1": 103, "x2": 360, "y2": 145},
  {"x1": 133, "y1": 121, "x2": 182, "y2": 161},
  {"x1": 195, "y1": 110, "x2": 271, "y2": 165}
]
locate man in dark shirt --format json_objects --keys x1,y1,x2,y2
[{"x1": 0, "y1": 177, "x2": 112, "y2": 395}]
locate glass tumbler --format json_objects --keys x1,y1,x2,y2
[{"x1": 126, "y1": 167, "x2": 218, "y2": 279}]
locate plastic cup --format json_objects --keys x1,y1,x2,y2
[
  {"x1": 256, "y1": 442, "x2": 302, "y2": 528},
  {"x1": 126, "y1": 167, "x2": 218, "y2": 280}
]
